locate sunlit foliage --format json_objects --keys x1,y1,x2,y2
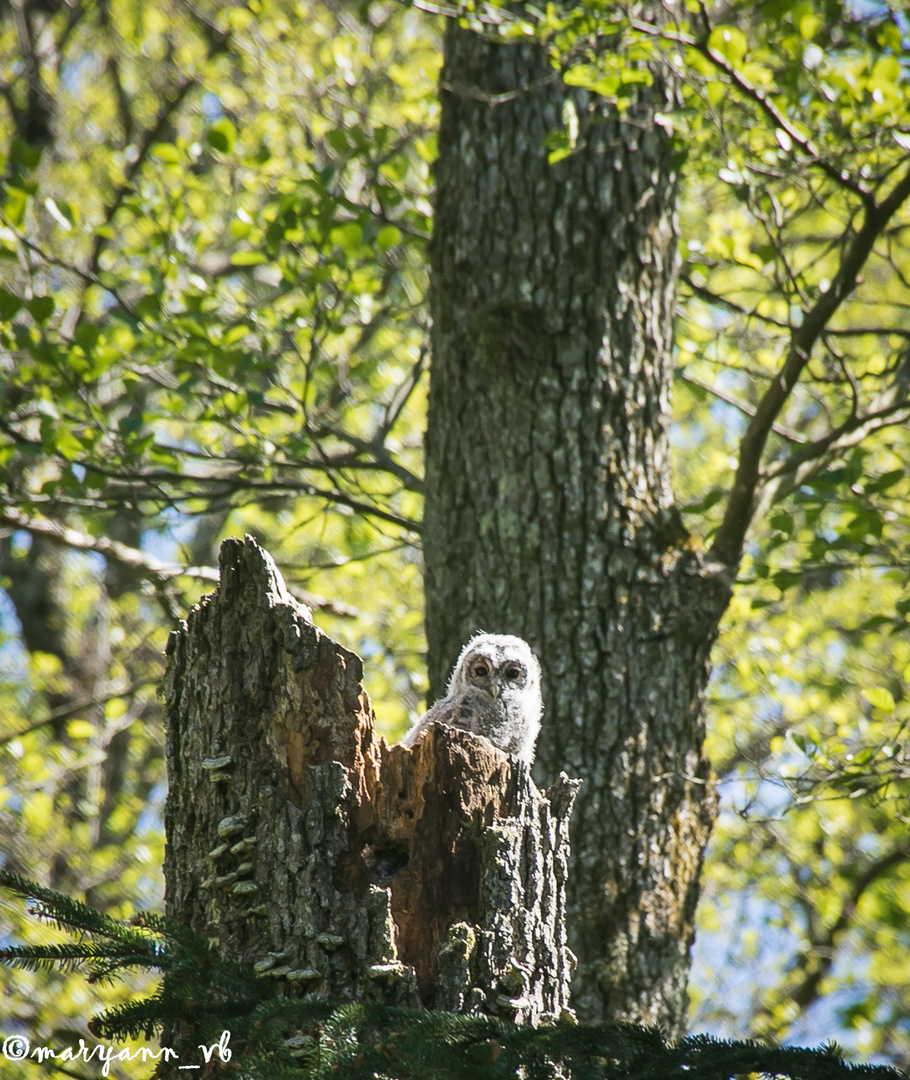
[{"x1": 1, "y1": 0, "x2": 909, "y2": 1064}]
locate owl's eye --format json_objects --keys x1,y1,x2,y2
[
  {"x1": 471, "y1": 661, "x2": 490, "y2": 678},
  {"x1": 503, "y1": 664, "x2": 524, "y2": 681}
]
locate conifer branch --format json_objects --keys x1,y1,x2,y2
[{"x1": 1, "y1": 872, "x2": 906, "y2": 1080}]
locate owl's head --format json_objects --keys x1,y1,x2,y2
[{"x1": 450, "y1": 633, "x2": 541, "y2": 702}]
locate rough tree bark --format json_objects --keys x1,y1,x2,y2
[
  {"x1": 424, "y1": 20, "x2": 732, "y2": 1034},
  {"x1": 163, "y1": 536, "x2": 579, "y2": 1045}
]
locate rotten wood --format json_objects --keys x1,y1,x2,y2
[{"x1": 163, "y1": 536, "x2": 578, "y2": 1024}]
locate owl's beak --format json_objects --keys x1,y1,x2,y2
[{"x1": 490, "y1": 679, "x2": 501, "y2": 700}]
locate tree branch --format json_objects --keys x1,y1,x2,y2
[
  {"x1": 0, "y1": 409, "x2": 422, "y2": 534},
  {"x1": 759, "y1": 842, "x2": 910, "y2": 1035},
  {"x1": 0, "y1": 678, "x2": 158, "y2": 747},
  {"x1": 0, "y1": 506, "x2": 213, "y2": 621},
  {"x1": 757, "y1": 401, "x2": 910, "y2": 518},
  {"x1": 679, "y1": 371, "x2": 807, "y2": 443},
  {"x1": 710, "y1": 162, "x2": 910, "y2": 568},
  {"x1": 632, "y1": 14, "x2": 873, "y2": 201},
  {"x1": 0, "y1": 506, "x2": 371, "y2": 617},
  {"x1": 85, "y1": 17, "x2": 232, "y2": 276},
  {"x1": 680, "y1": 273, "x2": 791, "y2": 332}
]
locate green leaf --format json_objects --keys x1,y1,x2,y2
[
  {"x1": 769, "y1": 510, "x2": 794, "y2": 536},
  {"x1": 862, "y1": 687, "x2": 895, "y2": 713},
  {"x1": 152, "y1": 142, "x2": 182, "y2": 163},
  {"x1": 67, "y1": 720, "x2": 97, "y2": 739},
  {"x1": 709, "y1": 26, "x2": 748, "y2": 64},
  {"x1": 75, "y1": 324, "x2": 101, "y2": 351},
  {"x1": 772, "y1": 569, "x2": 801, "y2": 592},
  {"x1": 0, "y1": 288, "x2": 22, "y2": 320},
  {"x1": 376, "y1": 226, "x2": 402, "y2": 252},
  {"x1": 44, "y1": 196, "x2": 74, "y2": 230},
  {"x1": 26, "y1": 296, "x2": 55, "y2": 323},
  {"x1": 222, "y1": 324, "x2": 252, "y2": 346},
  {"x1": 55, "y1": 428, "x2": 83, "y2": 460},
  {"x1": 10, "y1": 137, "x2": 42, "y2": 169},
  {"x1": 788, "y1": 730, "x2": 807, "y2": 754},
  {"x1": 330, "y1": 223, "x2": 363, "y2": 251},
  {"x1": 207, "y1": 118, "x2": 236, "y2": 154},
  {"x1": 543, "y1": 129, "x2": 571, "y2": 152},
  {"x1": 152, "y1": 142, "x2": 181, "y2": 163},
  {"x1": 563, "y1": 64, "x2": 619, "y2": 98},
  {"x1": 229, "y1": 251, "x2": 268, "y2": 266},
  {"x1": 325, "y1": 129, "x2": 349, "y2": 154},
  {"x1": 798, "y1": 12, "x2": 820, "y2": 39},
  {"x1": 135, "y1": 293, "x2": 161, "y2": 319},
  {"x1": 682, "y1": 488, "x2": 724, "y2": 514},
  {"x1": 3, "y1": 185, "x2": 30, "y2": 226},
  {"x1": 619, "y1": 69, "x2": 653, "y2": 86}
]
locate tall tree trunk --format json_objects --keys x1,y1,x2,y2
[
  {"x1": 164, "y1": 537, "x2": 578, "y2": 1045},
  {"x1": 424, "y1": 22, "x2": 731, "y2": 1034}
]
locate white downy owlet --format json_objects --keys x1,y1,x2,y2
[{"x1": 401, "y1": 633, "x2": 542, "y2": 764}]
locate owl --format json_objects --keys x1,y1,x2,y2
[{"x1": 401, "y1": 633, "x2": 542, "y2": 764}]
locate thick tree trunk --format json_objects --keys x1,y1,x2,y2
[
  {"x1": 424, "y1": 23, "x2": 731, "y2": 1034},
  {"x1": 163, "y1": 537, "x2": 578, "y2": 1044}
]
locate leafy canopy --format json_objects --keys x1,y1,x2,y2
[{"x1": 1, "y1": 0, "x2": 909, "y2": 1062}]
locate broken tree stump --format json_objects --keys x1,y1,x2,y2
[{"x1": 163, "y1": 536, "x2": 579, "y2": 1023}]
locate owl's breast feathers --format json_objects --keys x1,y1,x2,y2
[
  {"x1": 402, "y1": 687, "x2": 508, "y2": 743},
  {"x1": 423, "y1": 687, "x2": 532, "y2": 756}
]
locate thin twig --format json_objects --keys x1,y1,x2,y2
[
  {"x1": 711, "y1": 162, "x2": 910, "y2": 567},
  {"x1": 0, "y1": 679, "x2": 158, "y2": 747}
]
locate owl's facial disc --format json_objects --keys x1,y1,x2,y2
[
  {"x1": 464, "y1": 651, "x2": 530, "y2": 700},
  {"x1": 467, "y1": 656, "x2": 497, "y2": 698}
]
